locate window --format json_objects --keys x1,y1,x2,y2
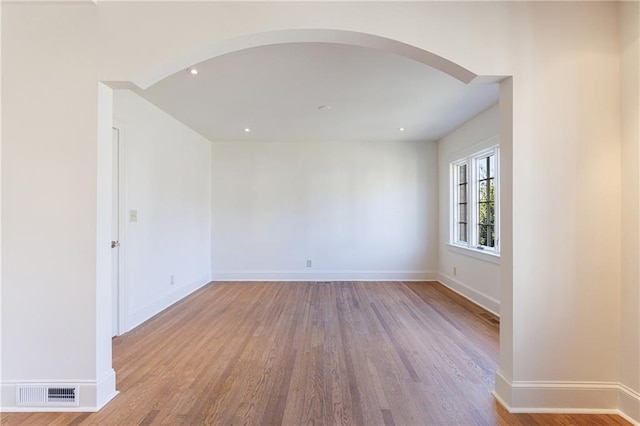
[
  {"x1": 451, "y1": 146, "x2": 499, "y2": 255},
  {"x1": 454, "y1": 163, "x2": 469, "y2": 244}
]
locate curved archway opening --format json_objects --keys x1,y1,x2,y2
[
  {"x1": 101, "y1": 27, "x2": 513, "y2": 414},
  {"x1": 133, "y1": 29, "x2": 478, "y2": 90}
]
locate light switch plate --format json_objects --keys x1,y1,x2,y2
[{"x1": 129, "y1": 210, "x2": 138, "y2": 222}]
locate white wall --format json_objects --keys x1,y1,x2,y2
[
  {"x1": 211, "y1": 140, "x2": 438, "y2": 281},
  {"x1": 113, "y1": 90, "x2": 212, "y2": 332},
  {"x1": 501, "y1": 4, "x2": 620, "y2": 415},
  {"x1": 2, "y1": 5, "x2": 105, "y2": 409},
  {"x1": 437, "y1": 104, "x2": 500, "y2": 316},
  {"x1": 0, "y1": 1, "x2": 632, "y2": 420},
  {"x1": 0, "y1": 2, "x2": 4, "y2": 401},
  {"x1": 95, "y1": 83, "x2": 116, "y2": 407},
  {"x1": 619, "y1": 1, "x2": 640, "y2": 421}
]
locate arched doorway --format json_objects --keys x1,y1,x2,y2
[{"x1": 100, "y1": 28, "x2": 513, "y2": 410}]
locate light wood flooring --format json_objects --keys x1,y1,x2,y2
[{"x1": 1, "y1": 281, "x2": 630, "y2": 425}]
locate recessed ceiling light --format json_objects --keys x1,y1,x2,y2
[
  {"x1": 244, "y1": 128, "x2": 251, "y2": 133},
  {"x1": 318, "y1": 105, "x2": 332, "y2": 111},
  {"x1": 398, "y1": 127, "x2": 405, "y2": 132},
  {"x1": 187, "y1": 67, "x2": 199, "y2": 75}
]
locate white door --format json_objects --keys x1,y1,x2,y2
[{"x1": 111, "y1": 127, "x2": 120, "y2": 337}]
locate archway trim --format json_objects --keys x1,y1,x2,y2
[{"x1": 133, "y1": 28, "x2": 478, "y2": 89}]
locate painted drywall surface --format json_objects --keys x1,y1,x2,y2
[
  {"x1": 2, "y1": 5, "x2": 101, "y2": 394},
  {"x1": 211, "y1": 140, "x2": 437, "y2": 280},
  {"x1": 0, "y1": 1, "x2": 625, "y2": 412},
  {"x1": 496, "y1": 78, "x2": 514, "y2": 401},
  {"x1": 95, "y1": 83, "x2": 117, "y2": 407},
  {"x1": 508, "y1": 3, "x2": 620, "y2": 388},
  {"x1": 0, "y1": 1, "x2": 3, "y2": 396},
  {"x1": 620, "y1": 0, "x2": 640, "y2": 410},
  {"x1": 437, "y1": 104, "x2": 500, "y2": 316},
  {"x1": 113, "y1": 90, "x2": 211, "y2": 331}
]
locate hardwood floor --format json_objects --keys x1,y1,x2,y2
[{"x1": 1, "y1": 281, "x2": 630, "y2": 425}]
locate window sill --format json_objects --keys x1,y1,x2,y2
[{"x1": 447, "y1": 243, "x2": 500, "y2": 264}]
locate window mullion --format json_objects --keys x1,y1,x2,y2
[{"x1": 470, "y1": 158, "x2": 477, "y2": 248}]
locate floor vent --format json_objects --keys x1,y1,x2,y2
[
  {"x1": 316, "y1": 281, "x2": 332, "y2": 285},
  {"x1": 16, "y1": 384, "x2": 79, "y2": 407}
]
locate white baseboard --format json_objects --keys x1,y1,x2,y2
[
  {"x1": 211, "y1": 269, "x2": 437, "y2": 282},
  {"x1": 494, "y1": 369, "x2": 513, "y2": 407},
  {"x1": 95, "y1": 368, "x2": 118, "y2": 410},
  {"x1": 1, "y1": 369, "x2": 118, "y2": 412},
  {"x1": 437, "y1": 272, "x2": 500, "y2": 316},
  {"x1": 619, "y1": 383, "x2": 640, "y2": 425},
  {"x1": 126, "y1": 274, "x2": 211, "y2": 332},
  {"x1": 494, "y1": 371, "x2": 640, "y2": 425}
]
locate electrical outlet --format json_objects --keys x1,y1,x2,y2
[
  {"x1": 306, "y1": 259, "x2": 312, "y2": 268},
  {"x1": 453, "y1": 267, "x2": 457, "y2": 276},
  {"x1": 170, "y1": 274, "x2": 175, "y2": 285}
]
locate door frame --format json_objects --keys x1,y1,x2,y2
[{"x1": 112, "y1": 121, "x2": 128, "y2": 336}]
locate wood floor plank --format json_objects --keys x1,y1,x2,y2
[{"x1": 0, "y1": 281, "x2": 631, "y2": 426}]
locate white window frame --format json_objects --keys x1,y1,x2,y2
[
  {"x1": 451, "y1": 159, "x2": 470, "y2": 245},
  {"x1": 449, "y1": 145, "x2": 500, "y2": 257}
]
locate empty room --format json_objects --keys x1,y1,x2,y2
[{"x1": 1, "y1": 1, "x2": 638, "y2": 425}]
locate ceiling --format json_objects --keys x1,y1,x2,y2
[{"x1": 138, "y1": 42, "x2": 498, "y2": 143}]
